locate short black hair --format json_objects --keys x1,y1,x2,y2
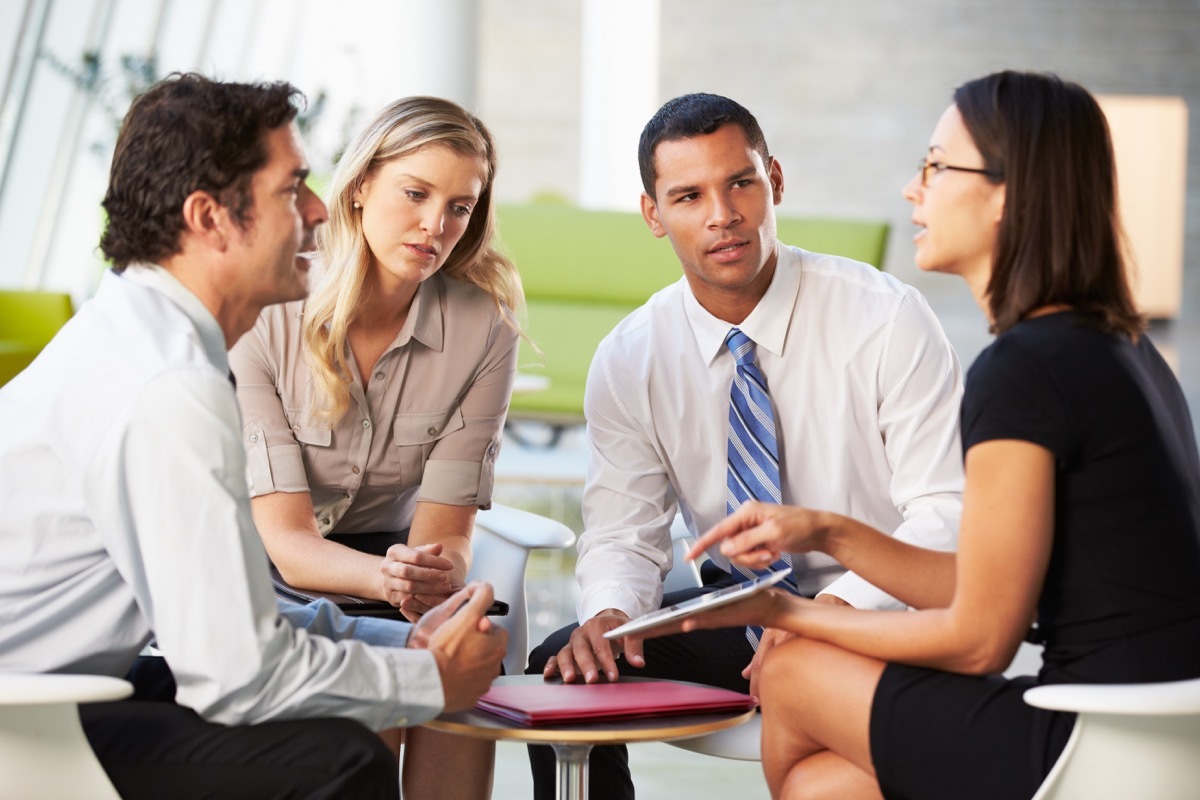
[
  {"x1": 637, "y1": 93, "x2": 770, "y2": 199},
  {"x1": 100, "y1": 72, "x2": 304, "y2": 270}
]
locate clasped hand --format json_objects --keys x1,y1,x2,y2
[
  {"x1": 407, "y1": 581, "x2": 507, "y2": 713},
  {"x1": 381, "y1": 542, "x2": 462, "y2": 622}
]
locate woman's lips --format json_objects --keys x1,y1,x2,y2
[{"x1": 406, "y1": 243, "x2": 438, "y2": 259}]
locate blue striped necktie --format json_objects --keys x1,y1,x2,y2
[{"x1": 725, "y1": 328, "x2": 797, "y2": 648}]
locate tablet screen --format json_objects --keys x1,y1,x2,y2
[{"x1": 603, "y1": 568, "x2": 792, "y2": 639}]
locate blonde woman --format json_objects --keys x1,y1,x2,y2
[{"x1": 230, "y1": 96, "x2": 521, "y2": 799}]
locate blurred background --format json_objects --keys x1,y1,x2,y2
[
  {"x1": 2, "y1": 1, "x2": 1197, "y2": 795},
  {"x1": 2, "y1": 0, "x2": 1196, "y2": 303}
]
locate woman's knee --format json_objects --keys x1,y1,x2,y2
[
  {"x1": 761, "y1": 637, "x2": 830, "y2": 698},
  {"x1": 760, "y1": 638, "x2": 883, "y2": 736}
]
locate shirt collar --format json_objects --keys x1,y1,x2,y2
[
  {"x1": 401, "y1": 273, "x2": 445, "y2": 353},
  {"x1": 120, "y1": 263, "x2": 230, "y2": 374},
  {"x1": 684, "y1": 242, "x2": 802, "y2": 365}
]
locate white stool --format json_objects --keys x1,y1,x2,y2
[
  {"x1": 0, "y1": 672, "x2": 132, "y2": 799},
  {"x1": 1026, "y1": 676, "x2": 1200, "y2": 799}
]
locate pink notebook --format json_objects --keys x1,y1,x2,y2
[{"x1": 476, "y1": 681, "x2": 757, "y2": 725}]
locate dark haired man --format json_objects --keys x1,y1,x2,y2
[
  {"x1": 526, "y1": 93, "x2": 965, "y2": 798},
  {"x1": 0, "y1": 73, "x2": 504, "y2": 799}
]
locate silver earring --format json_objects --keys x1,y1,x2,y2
[{"x1": 352, "y1": 200, "x2": 362, "y2": 209}]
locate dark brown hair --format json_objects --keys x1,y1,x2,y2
[
  {"x1": 638, "y1": 93, "x2": 771, "y2": 199},
  {"x1": 954, "y1": 70, "x2": 1142, "y2": 336},
  {"x1": 100, "y1": 73, "x2": 304, "y2": 271}
]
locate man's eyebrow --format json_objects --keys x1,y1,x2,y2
[
  {"x1": 661, "y1": 164, "x2": 760, "y2": 199},
  {"x1": 664, "y1": 182, "x2": 701, "y2": 199}
]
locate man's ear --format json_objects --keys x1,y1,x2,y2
[
  {"x1": 640, "y1": 192, "x2": 666, "y2": 239},
  {"x1": 768, "y1": 156, "x2": 784, "y2": 206},
  {"x1": 180, "y1": 190, "x2": 229, "y2": 250}
]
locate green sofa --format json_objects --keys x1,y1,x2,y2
[
  {"x1": 497, "y1": 203, "x2": 889, "y2": 428},
  {"x1": 0, "y1": 290, "x2": 74, "y2": 387}
]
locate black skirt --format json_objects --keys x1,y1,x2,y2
[{"x1": 869, "y1": 664, "x2": 1074, "y2": 800}]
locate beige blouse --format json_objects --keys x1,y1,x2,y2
[{"x1": 229, "y1": 272, "x2": 518, "y2": 536}]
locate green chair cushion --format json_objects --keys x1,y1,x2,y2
[
  {"x1": 0, "y1": 291, "x2": 74, "y2": 346},
  {"x1": 511, "y1": 301, "x2": 636, "y2": 423},
  {"x1": 0, "y1": 290, "x2": 74, "y2": 387},
  {"x1": 499, "y1": 205, "x2": 681, "y2": 306}
]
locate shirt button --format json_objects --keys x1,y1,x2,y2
[
  {"x1": 321, "y1": 518, "x2": 330, "y2": 526},
  {"x1": 427, "y1": 426, "x2": 438, "y2": 436},
  {"x1": 488, "y1": 444, "x2": 497, "y2": 457},
  {"x1": 362, "y1": 419, "x2": 371, "y2": 429},
  {"x1": 293, "y1": 424, "x2": 300, "y2": 432},
  {"x1": 374, "y1": 372, "x2": 385, "y2": 381},
  {"x1": 249, "y1": 433, "x2": 260, "y2": 443},
  {"x1": 351, "y1": 466, "x2": 360, "y2": 474}
]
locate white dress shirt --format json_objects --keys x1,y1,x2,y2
[
  {"x1": 577, "y1": 244, "x2": 965, "y2": 621},
  {"x1": 0, "y1": 266, "x2": 442, "y2": 730}
]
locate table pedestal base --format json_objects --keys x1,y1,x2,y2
[{"x1": 552, "y1": 742, "x2": 594, "y2": 800}]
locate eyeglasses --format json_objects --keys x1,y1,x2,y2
[{"x1": 917, "y1": 157, "x2": 1002, "y2": 187}]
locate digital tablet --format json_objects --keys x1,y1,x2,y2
[{"x1": 603, "y1": 568, "x2": 792, "y2": 639}]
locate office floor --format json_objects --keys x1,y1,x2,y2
[{"x1": 481, "y1": 265, "x2": 1200, "y2": 799}]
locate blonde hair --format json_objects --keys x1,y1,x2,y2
[{"x1": 304, "y1": 96, "x2": 523, "y2": 421}]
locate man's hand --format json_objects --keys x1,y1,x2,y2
[
  {"x1": 543, "y1": 609, "x2": 640, "y2": 684},
  {"x1": 381, "y1": 542, "x2": 461, "y2": 622},
  {"x1": 409, "y1": 582, "x2": 507, "y2": 713}
]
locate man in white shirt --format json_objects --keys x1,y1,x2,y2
[
  {"x1": 527, "y1": 93, "x2": 965, "y2": 798},
  {"x1": 0, "y1": 74, "x2": 504, "y2": 799}
]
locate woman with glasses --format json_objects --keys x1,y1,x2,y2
[
  {"x1": 229, "y1": 96, "x2": 521, "y2": 799},
  {"x1": 652, "y1": 70, "x2": 1200, "y2": 799}
]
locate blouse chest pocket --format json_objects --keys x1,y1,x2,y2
[
  {"x1": 391, "y1": 408, "x2": 464, "y2": 486},
  {"x1": 284, "y1": 407, "x2": 333, "y2": 447}
]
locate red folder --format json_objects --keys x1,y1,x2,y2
[{"x1": 476, "y1": 680, "x2": 757, "y2": 725}]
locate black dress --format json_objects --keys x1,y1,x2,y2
[{"x1": 869, "y1": 311, "x2": 1200, "y2": 800}]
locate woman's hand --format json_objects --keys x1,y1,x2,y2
[
  {"x1": 622, "y1": 589, "x2": 793, "y2": 644},
  {"x1": 380, "y1": 542, "x2": 462, "y2": 621},
  {"x1": 687, "y1": 501, "x2": 839, "y2": 568}
]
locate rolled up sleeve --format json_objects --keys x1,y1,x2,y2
[{"x1": 417, "y1": 316, "x2": 517, "y2": 509}]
